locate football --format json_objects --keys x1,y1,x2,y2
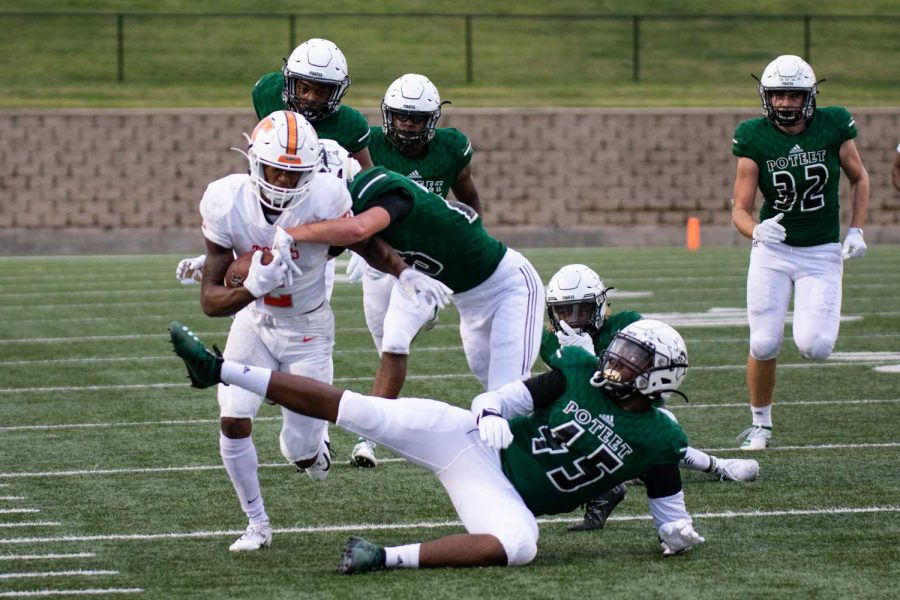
[{"x1": 225, "y1": 249, "x2": 274, "y2": 288}]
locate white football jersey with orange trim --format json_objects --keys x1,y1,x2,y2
[{"x1": 200, "y1": 170, "x2": 352, "y2": 316}]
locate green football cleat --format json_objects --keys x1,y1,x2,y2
[
  {"x1": 337, "y1": 537, "x2": 386, "y2": 575},
  {"x1": 168, "y1": 321, "x2": 223, "y2": 389}
]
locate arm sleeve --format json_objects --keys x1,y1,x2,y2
[
  {"x1": 644, "y1": 464, "x2": 689, "y2": 529},
  {"x1": 643, "y1": 463, "x2": 683, "y2": 499},
  {"x1": 368, "y1": 190, "x2": 413, "y2": 223},
  {"x1": 648, "y1": 490, "x2": 692, "y2": 531}
]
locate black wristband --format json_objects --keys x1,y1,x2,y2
[{"x1": 477, "y1": 408, "x2": 502, "y2": 424}]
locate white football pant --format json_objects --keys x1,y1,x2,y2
[
  {"x1": 455, "y1": 249, "x2": 544, "y2": 390},
  {"x1": 337, "y1": 391, "x2": 539, "y2": 566},
  {"x1": 219, "y1": 304, "x2": 335, "y2": 462},
  {"x1": 747, "y1": 241, "x2": 843, "y2": 361}
]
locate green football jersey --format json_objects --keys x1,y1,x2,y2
[
  {"x1": 367, "y1": 127, "x2": 473, "y2": 199},
  {"x1": 501, "y1": 347, "x2": 688, "y2": 516},
  {"x1": 732, "y1": 106, "x2": 857, "y2": 246},
  {"x1": 539, "y1": 310, "x2": 643, "y2": 367},
  {"x1": 251, "y1": 71, "x2": 371, "y2": 153},
  {"x1": 349, "y1": 167, "x2": 505, "y2": 293}
]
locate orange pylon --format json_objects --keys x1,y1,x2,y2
[{"x1": 686, "y1": 217, "x2": 701, "y2": 250}]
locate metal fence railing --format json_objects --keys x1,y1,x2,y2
[{"x1": 0, "y1": 11, "x2": 897, "y2": 87}]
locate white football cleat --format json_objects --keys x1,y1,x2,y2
[
  {"x1": 737, "y1": 426, "x2": 772, "y2": 451},
  {"x1": 710, "y1": 457, "x2": 759, "y2": 482},
  {"x1": 294, "y1": 440, "x2": 332, "y2": 482},
  {"x1": 305, "y1": 444, "x2": 332, "y2": 482},
  {"x1": 229, "y1": 521, "x2": 272, "y2": 552},
  {"x1": 350, "y1": 438, "x2": 378, "y2": 468}
]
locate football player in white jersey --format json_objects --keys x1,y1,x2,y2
[
  {"x1": 194, "y1": 111, "x2": 446, "y2": 552},
  {"x1": 175, "y1": 138, "x2": 358, "y2": 291}
]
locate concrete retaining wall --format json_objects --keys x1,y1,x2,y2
[{"x1": 1, "y1": 108, "x2": 898, "y2": 254}]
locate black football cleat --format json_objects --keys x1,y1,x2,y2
[{"x1": 568, "y1": 483, "x2": 627, "y2": 532}]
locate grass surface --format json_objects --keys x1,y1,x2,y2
[
  {"x1": 0, "y1": 0, "x2": 898, "y2": 108},
  {"x1": 1, "y1": 246, "x2": 898, "y2": 598}
]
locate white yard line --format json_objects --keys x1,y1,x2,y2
[
  {"x1": 0, "y1": 571, "x2": 118, "y2": 580},
  {"x1": 0, "y1": 590, "x2": 142, "y2": 598},
  {"x1": 0, "y1": 509, "x2": 39, "y2": 514},
  {"x1": 1, "y1": 443, "x2": 897, "y2": 480},
  {"x1": 0, "y1": 460, "x2": 401, "y2": 479},
  {"x1": 0, "y1": 506, "x2": 895, "y2": 546},
  {"x1": 0, "y1": 553, "x2": 96, "y2": 561}
]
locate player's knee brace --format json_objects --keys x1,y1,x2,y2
[
  {"x1": 749, "y1": 334, "x2": 782, "y2": 361},
  {"x1": 797, "y1": 334, "x2": 835, "y2": 360}
]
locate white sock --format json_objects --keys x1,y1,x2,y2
[
  {"x1": 219, "y1": 433, "x2": 267, "y2": 524},
  {"x1": 751, "y1": 405, "x2": 773, "y2": 428},
  {"x1": 384, "y1": 543, "x2": 420, "y2": 569},
  {"x1": 680, "y1": 446, "x2": 712, "y2": 472},
  {"x1": 221, "y1": 360, "x2": 272, "y2": 398}
]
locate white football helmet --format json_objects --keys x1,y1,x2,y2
[
  {"x1": 282, "y1": 38, "x2": 351, "y2": 121},
  {"x1": 381, "y1": 73, "x2": 442, "y2": 150},
  {"x1": 546, "y1": 264, "x2": 611, "y2": 335},
  {"x1": 591, "y1": 319, "x2": 689, "y2": 402},
  {"x1": 756, "y1": 55, "x2": 818, "y2": 126},
  {"x1": 242, "y1": 110, "x2": 321, "y2": 211},
  {"x1": 319, "y1": 138, "x2": 362, "y2": 185}
]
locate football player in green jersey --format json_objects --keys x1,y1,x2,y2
[
  {"x1": 282, "y1": 166, "x2": 544, "y2": 424},
  {"x1": 170, "y1": 318, "x2": 705, "y2": 572},
  {"x1": 373, "y1": 73, "x2": 480, "y2": 211},
  {"x1": 541, "y1": 265, "x2": 759, "y2": 531},
  {"x1": 344, "y1": 73, "x2": 483, "y2": 468},
  {"x1": 731, "y1": 55, "x2": 870, "y2": 451},
  {"x1": 251, "y1": 38, "x2": 373, "y2": 171}
]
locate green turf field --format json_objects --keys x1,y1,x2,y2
[
  {"x1": 1, "y1": 246, "x2": 898, "y2": 598},
  {"x1": 1, "y1": 0, "x2": 898, "y2": 108}
]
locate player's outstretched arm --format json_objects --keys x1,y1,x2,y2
[
  {"x1": 643, "y1": 464, "x2": 704, "y2": 556},
  {"x1": 283, "y1": 207, "x2": 391, "y2": 247}
]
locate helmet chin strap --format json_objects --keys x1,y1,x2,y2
[{"x1": 662, "y1": 389, "x2": 690, "y2": 403}]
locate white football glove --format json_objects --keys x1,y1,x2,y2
[
  {"x1": 841, "y1": 227, "x2": 866, "y2": 260},
  {"x1": 556, "y1": 321, "x2": 597, "y2": 356},
  {"x1": 273, "y1": 225, "x2": 302, "y2": 286},
  {"x1": 398, "y1": 268, "x2": 453, "y2": 309},
  {"x1": 477, "y1": 409, "x2": 513, "y2": 449},
  {"x1": 752, "y1": 212, "x2": 786, "y2": 244},
  {"x1": 243, "y1": 250, "x2": 287, "y2": 298},
  {"x1": 345, "y1": 252, "x2": 369, "y2": 284},
  {"x1": 658, "y1": 519, "x2": 705, "y2": 557},
  {"x1": 176, "y1": 254, "x2": 206, "y2": 285}
]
